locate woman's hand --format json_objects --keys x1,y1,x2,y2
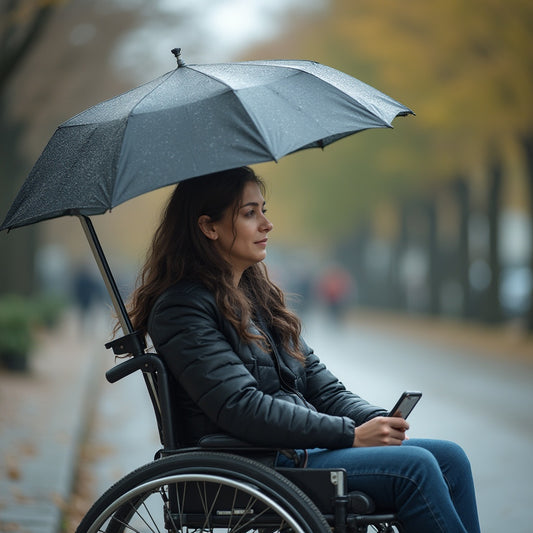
[{"x1": 352, "y1": 416, "x2": 409, "y2": 447}]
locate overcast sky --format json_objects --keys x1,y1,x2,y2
[{"x1": 110, "y1": 0, "x2": 326, "y2": 82}]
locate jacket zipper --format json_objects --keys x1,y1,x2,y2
[{"x1": 259, "y1": 323, "x2": 315, "y2": 409}]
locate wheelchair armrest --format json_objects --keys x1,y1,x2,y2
[
  {"x1": 197, "y1": 434, "x2": 303, "y2": 465},
  {"x1": 198, "y1": 433, "x2": 273, "y2": 450}
]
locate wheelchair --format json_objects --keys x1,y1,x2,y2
[{"x1": 76, "y1": 332, "x2": 402, "y2": 533}]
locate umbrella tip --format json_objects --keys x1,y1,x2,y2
[{"x1": 171, "y1": 48, "x2": 186, "y2": 67}]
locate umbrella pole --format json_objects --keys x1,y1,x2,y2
[
  {"x1": 78, "y1": 215, "x2": 132, "y2": 333},
  {"x1": 77, "y1": 215, "x2": 145, "y2": 356}
]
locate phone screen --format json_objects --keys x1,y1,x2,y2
[{"x1": 388, "y1": 391, "x2": 422, "y2": 419}]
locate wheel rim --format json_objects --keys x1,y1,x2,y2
[{"x1": 87, "y1": 473, "x2": 308, "y2": 533}]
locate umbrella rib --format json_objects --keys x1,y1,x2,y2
[
  {"x1": 127, "y1": 70, "x2": 175, "y2": 116},
  {"x1": 240, "y1": 73, "x2": 390, "y2": 153},
  {"x1": 185, "y1": 63, "x2": 275, "y2": 91},
  {"x1": 186, "y1": 64, "x2": 280, "y2": 162},
  {"x1": 60, "y1": 70, "x2": 176, "y2": 128},
  {"x1": 109, "y1": 70, "x2": 178, "y2": 205}
]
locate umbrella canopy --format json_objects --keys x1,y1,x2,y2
[{"x1": 1, "y1": 53, "x2": 413, "y2": 231}]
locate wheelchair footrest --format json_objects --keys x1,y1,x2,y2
[{"x1": 348, "y1": 513, "x2": 399, "y2": 526}]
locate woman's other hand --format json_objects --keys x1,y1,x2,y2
[{"x1": 352, "y1": 416, "x2": 409, "y2": 447}]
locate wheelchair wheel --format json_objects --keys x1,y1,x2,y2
[{"x1": 77, "y1": 451, "x2": 330, "y2": 533}]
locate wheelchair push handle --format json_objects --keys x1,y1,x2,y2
[
  {"x1": 105, "y1": 354, "x2": 155, "y2": 383},
  {"x1": 104, "y1": 331, "x2": 154, "y2": 383}
]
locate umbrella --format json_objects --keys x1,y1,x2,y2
[
  {"x1": 0, "y1": 50, "x2": 412, "y2": 343},
  {"x1": 0, "y1": 50, "x2": 412, "y2": 231}
]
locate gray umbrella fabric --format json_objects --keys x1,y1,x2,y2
[{"x1": 1, "y1": 58, "x2": 412, "y2": 231}]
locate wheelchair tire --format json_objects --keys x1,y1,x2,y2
[{"x1": 77, "y1": 451, "x2": 331, "y2": 533}]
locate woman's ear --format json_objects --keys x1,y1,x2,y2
[{"x1": 198, "y1": 215, "x2": 218, "y2": 240}]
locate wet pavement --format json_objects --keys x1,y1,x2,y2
[{"x1": 0, "y1": 311, "x2": 103, "y2": 533}]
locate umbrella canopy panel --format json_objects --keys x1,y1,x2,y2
[{"x1": 1, "y1": 59, "x2": 412, "y2": 231}]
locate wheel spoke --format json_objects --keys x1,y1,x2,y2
[{"x1": 226, "y1": 494, "x2": 256, "y2": 532}]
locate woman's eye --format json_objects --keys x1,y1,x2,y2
[{"x1": 243, "y1": 206, "x2": 266, "y2": 217}]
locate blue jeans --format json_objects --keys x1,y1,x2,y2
[{"x1": 276, "y1": 439, "x2": 480, "y2": 533}]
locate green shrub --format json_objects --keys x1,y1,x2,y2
[
  {"x1": 34, "y1": 293, "x2": 66, "y2": 330},
  {"x1": 0, "y1": 295, "x2": 36, "y2": 370},
  {"x1": 0, "y1": 293, "x2": 67, "y2": 371}
]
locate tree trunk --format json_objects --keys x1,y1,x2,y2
[
  {"x1": 483, "y1": 157, "x2": 503, "y2": 324},
  {"x1": 352, "y1": 222, "x2": 373, "y2": 307},
  {"x1": 426, "y1": 197, "x2": 440, "y2": 315},
  {"x1": 453, "y1": 177, "x2": 472, "y2": 319},
  {"x1": 0, "y1": 103, "x2": 37, "y2": 296},
  {"x1": 337, "y1": 221, "x2": 372, "y2": 306},
  {"x1": 388, "y1": 202, "x2": 409, "y2": 311},
  {"x1": 0, "y1": 2, "x2": 55, "y2": 89},
  {"x1": 521, "y1": 133, "x2": 533, "y2": 332},
  {"x1": 0, "y1": 2, "x2": 59, "y2": 297}
]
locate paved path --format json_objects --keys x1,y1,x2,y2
[{"x1": 0, "y1": 311, "x2": 103, "y2": 533}]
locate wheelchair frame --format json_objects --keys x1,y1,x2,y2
[{"x1": 76, "y1": 215, "x2": 402, "y2": 533}]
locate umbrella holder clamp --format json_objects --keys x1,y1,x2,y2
[{"x1": 105, "y1": 332, "x2": 147, "y2": 356}]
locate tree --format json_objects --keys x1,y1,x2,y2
[
  {"x1": 521, "y1": 133, "x2": 533, "y2": 329},
  {"x1": 0, "y1": 0, "x2": 58, "y2": 88},
  {"x1": 0, "y1": 0, "x2": 63, "y2": 295},
  {"x1": 334, "y1": 0, "x2": 532, "y2": 325},
  {"x1": 0, "y1": 1, "x2": 143, "y2": 296},
  {"x1": 254, "y1": 0, "x2": 533, "y2": 326}
]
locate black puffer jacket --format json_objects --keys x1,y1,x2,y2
[{"x1": 148, "y1": 280, "x2": 386, "y2": 449}]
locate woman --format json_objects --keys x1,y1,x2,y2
[{"x1": 129, "y1": 166, "x2": 480, "y2": 533}]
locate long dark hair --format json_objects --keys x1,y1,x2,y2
[{"x1": 129, "y1": 167, "x2": 304, "y2": 361}]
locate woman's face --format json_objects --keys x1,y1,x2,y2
[{"x1": 202, "y1": 181, "x2": 273, "y2": 283}]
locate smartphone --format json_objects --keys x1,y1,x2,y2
[{"x1": 388, "y1": 391, "x2": 422, "y2": 419}]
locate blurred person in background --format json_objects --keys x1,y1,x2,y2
[{"x1": 317, "y1": 263, "x2": 354, "y2": 319}]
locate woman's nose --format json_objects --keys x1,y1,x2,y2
[{"x1": 262, "y1": 215, "x2": 273, "y2": 232}]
